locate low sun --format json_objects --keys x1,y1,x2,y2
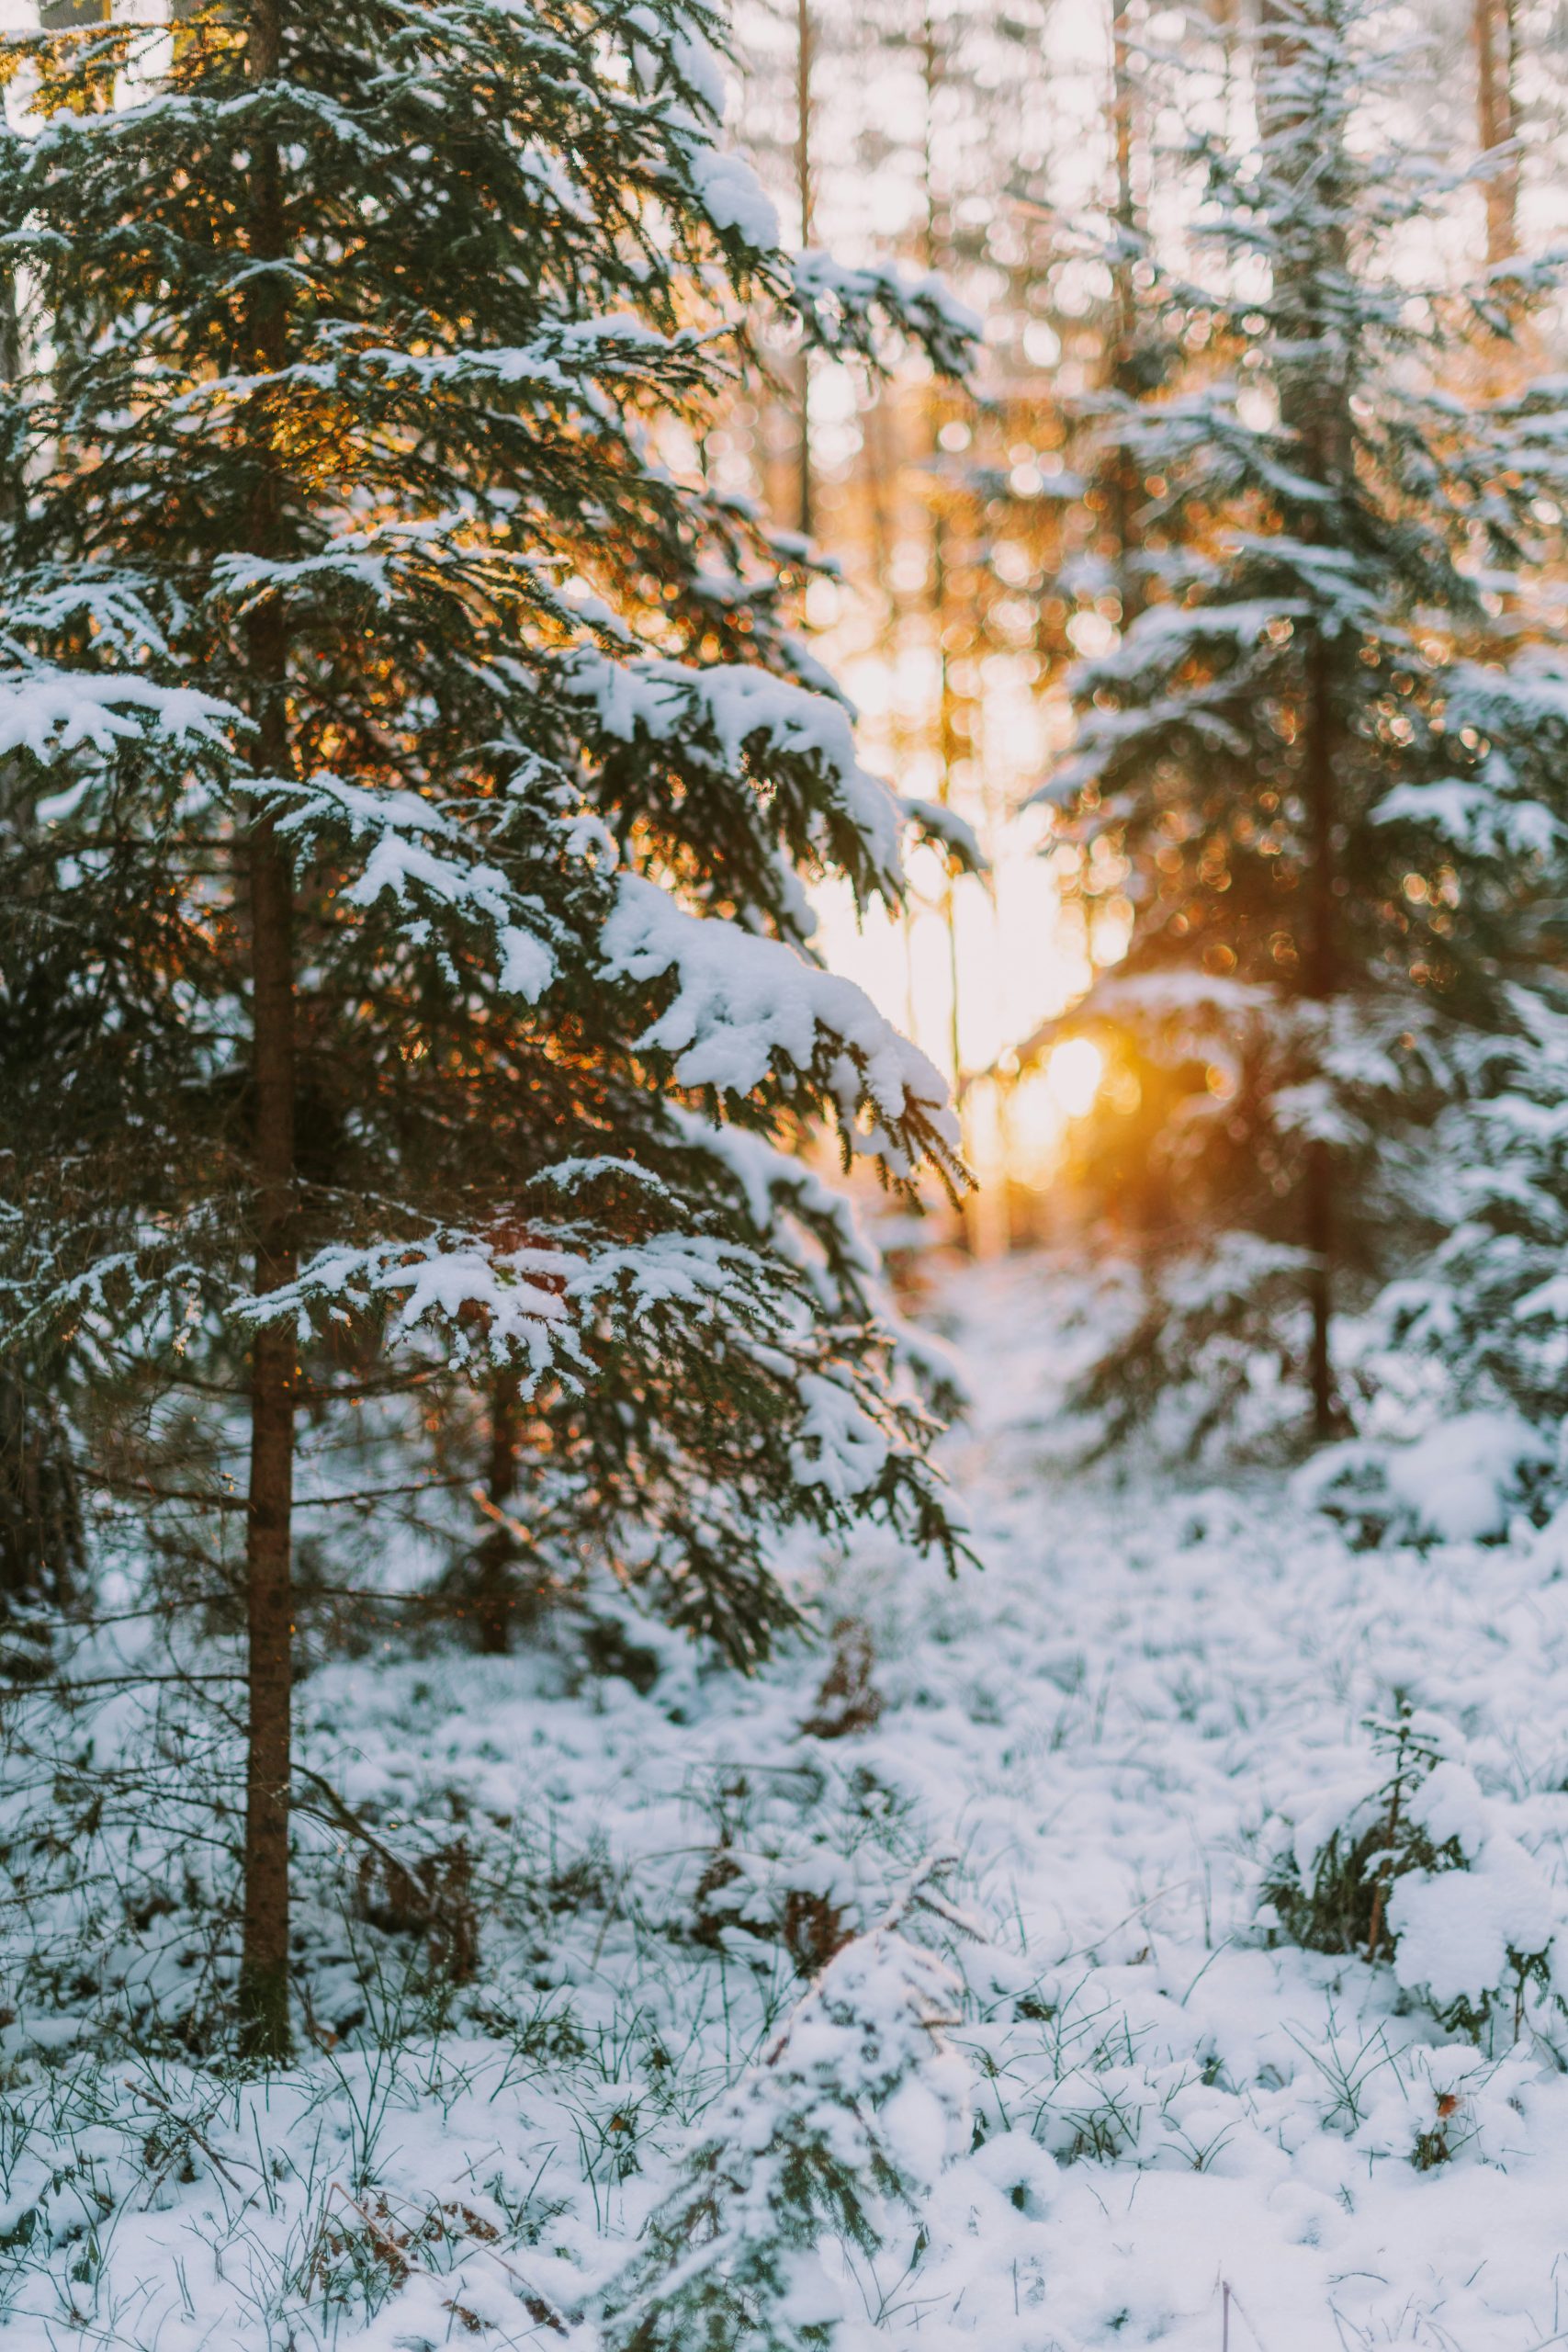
[{"x1": 1044, "y1": 1035, "x2": 1104, "y2": 1119}]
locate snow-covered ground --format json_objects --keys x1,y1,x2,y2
[{"x1": 7, "y1": 1255, "x2": 1568, "y2": 2350}]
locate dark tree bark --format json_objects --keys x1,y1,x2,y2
[
  {"x1": 472, "y1": 1371, "x2": 523, "y2": 1656},
  {"x1": 0, "y1": 1373, "x2": 82, "y2": 1615},
  {"x1": 1261, "y1": 0, "x2": 1352, "y2": 1441},
  {"x1": 237, "y1": 0, "x2": 299, "y2": 2064}
]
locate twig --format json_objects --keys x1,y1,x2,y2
[
  {"x1": 1221, "y1": 2278, "x2": 1272, "y2": 2352},
  {"x1": 1367, "y1": 1729, "x2": 1409, "y2": 1966},
  {"x1": 44, "y1": 1671, "x2": 247, "y2": 1692},
  {"x1": 127, "y1": 2079, "x2": 251, "y2": 2191},
  {"x1": 328, "y1": 2185, "x2": 570, "y2": 2334},
  {"x1": 291, "y1": 1760, "x2": 411, "y2": 1884}
]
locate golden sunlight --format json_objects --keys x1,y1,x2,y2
[{"x1": 1044, "y1": 1036, "x2": 1103, "y2": 1119}]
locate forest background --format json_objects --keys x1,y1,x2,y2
[{"x1": 730, "y1": 0, "x2": 1564, "y2": 1230}]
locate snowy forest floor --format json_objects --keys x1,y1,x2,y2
[{"x1": 8, "y1": 1254, "x2": 1568, "y2": 2351}]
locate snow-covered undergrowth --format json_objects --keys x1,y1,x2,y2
[{"x1": 8, "y1": 1257, "x2": 1568, "y2": 2348}]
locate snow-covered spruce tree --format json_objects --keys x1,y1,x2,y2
[
  {"x1": 1040, "y1": 0, "x2": 1568, "y2": 1444},
  {"x1": 597, "y1": 1855, "x2": 970, "y2": 2352},
  {"x1": 1376, "y1": 973, "x2": 1568, "y2": 1435},
  {"x1": 0, "y1": 1, "x2": 974, "y2": 2057}
]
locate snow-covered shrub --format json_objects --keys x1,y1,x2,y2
[
  {"x1": 690, "y1": 1842, "x2": 860, "y2": 1977},
  {"x1": 1374, "y1": 993, "x2": 1568, "y2": 1453},
  {"x1": 1294, "y1": 1413, "x2": 1554, "y2": 1549},
  {"x1": 1063, "y1": 1237, "x2": 1316, "y2": 1464},
  {"x1": 1261, "y1": 1714, "x2": 1562, "y2": 2039},
  {"x1": 598, "y1": 1858, "x2": 972, "y2": 2352},
  {"x1": 1340, "y1": 2038, "x2": 1538, "y2": 2174},
  {"x1": 681, "y1": 1753, "x2": 924, "y2": 1984},
  {"x1": 351, "y1": 1838, "x2": 479, "y2": 1990}
]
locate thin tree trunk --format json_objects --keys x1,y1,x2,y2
[
  {"x1": 919, "y1": 5, "x2": 966, "y2": 1174},
  {"x1": 238, "y1": 0, "x2": 297, "y2": 2063},
  {"x1": 473, "y1": 1371, "x2": 522, "y2": 1656},
  {"x1": 1261, "y1": 0, "x2": 1348, "y2": 1441},
  {"x1": 0, "y1": 264, "x2": 19, "y2": 526},
  {"x1": 795, "y1": 0, "x2": 813, "y2": 539},
  {"x1": 240, "y1": 927, "x2": 296, "y2": 2057},
  {"x1": 1474, "y1": 0, "x2": 1517, "y2": 268},
  {"x1": 1108, "y1": 0, "x2": 1144, "y2": 628},
  {"x1": 1303, "y1": 630, "x2": 1338, "y2": 1438},
  {"x1": 1107, "y1": 0, "x2": 1152, "y2": 1258}
]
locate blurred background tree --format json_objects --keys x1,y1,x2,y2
[{"x1": 717, "y1": 0, "x2": 1568, "y2": 1453}]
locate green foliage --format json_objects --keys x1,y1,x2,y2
[
  {"x1": 1376, "y1": 988, "x2": 1568, "y2": 1435},
  {"x1": 0, "y1": 0, "x2": 976, "y2": 1665},
  {"x1": 598, "y1": 1859, "x2": 970, "y2": 2352},
  {"x1": 1262, "y1": 1716, "x2": 1461, "y2": 1958},
  {"x1": 1042, "y1": 0, "x2": 1568, "y2": 1439},
  {"x1": 1261, "y1": 1713, "x2": 1560, "y2": 2041}
]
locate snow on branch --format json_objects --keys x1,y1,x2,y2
[
  {"x1": 1372, "y1": 661, "x2": 1568, "y2": 856},
  {"x1": 602, "y1": 873, "x2": 959, "y2": 1168},
  {"x1": 243, "y1": 770, "x2": 563, "y2": 1003},
  {"x1": 672, "y1": 1110, "x2": 877, "y2": 1283},
  {"x1": 681, "y1": 144, "x2": 780, "y2": 251},
  {"x1": 791, "y1": 251, "x2": 979, "y2": 379},
  {"x1": 901, "y1": 796, "x2": 986, "y2": 875},
  {"x1": 789, "y1": 1371, "x2": 891, "y2": 1500},
  {"x1": 0, "y1": 664, "x2": 236, "y2": 763},
  {"x1": 240, "y1": 1224, "x2": 771, "y2": 1388},
  {"x1": 1372, "y1": 777, "x2": 1562, "y2": 858},
  {"x1": 562, "y1": 647, "x2": 907, "y2": 883}
]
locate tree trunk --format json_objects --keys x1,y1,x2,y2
[
  {"x1": 0, "y1": 261, "x2": 19, "y2": 525},
  {"x1": 237, "y1": 0, "x2": 297, "y2": 2064},
  {"x1": 919, "y1": 4, "x2": 966, "y2": 1196},
  {"x1": 1303, "y1": 632, "x2": 1338, "y2": 1439},
  {"x1": 1473, "y1": 0, "x2": 1517, "y2": 268},
  {"x1": 472, "y1": 1371, "x2": 522, "y2": 1656},
  {"x1": 1261, "y1": 0, "x2": 1350, "y2": 1442},
  {"x1": 1108, "y1": 0, "x2": 1144, "y2": 629},
  {"x1": 794, "y1": 0, "x2": 813, "y2": 540},
  {"x1": 0, "y1": 1372, "x2": 82, "y2": 1613}
]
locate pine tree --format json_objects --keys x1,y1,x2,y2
[
  {"x1": 598, "y1": 1854, "x2": 970, "y2": 2352},
  {"x1": 1040, "y1": 0, "x2": 1568, "y2": 1445},
  {"x1": 1377, "y1": 974, "x2": 1568, "y2": 1437},
  {"x1": 0, "y1": 0, "x2": 973, "y2": 2058}
]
